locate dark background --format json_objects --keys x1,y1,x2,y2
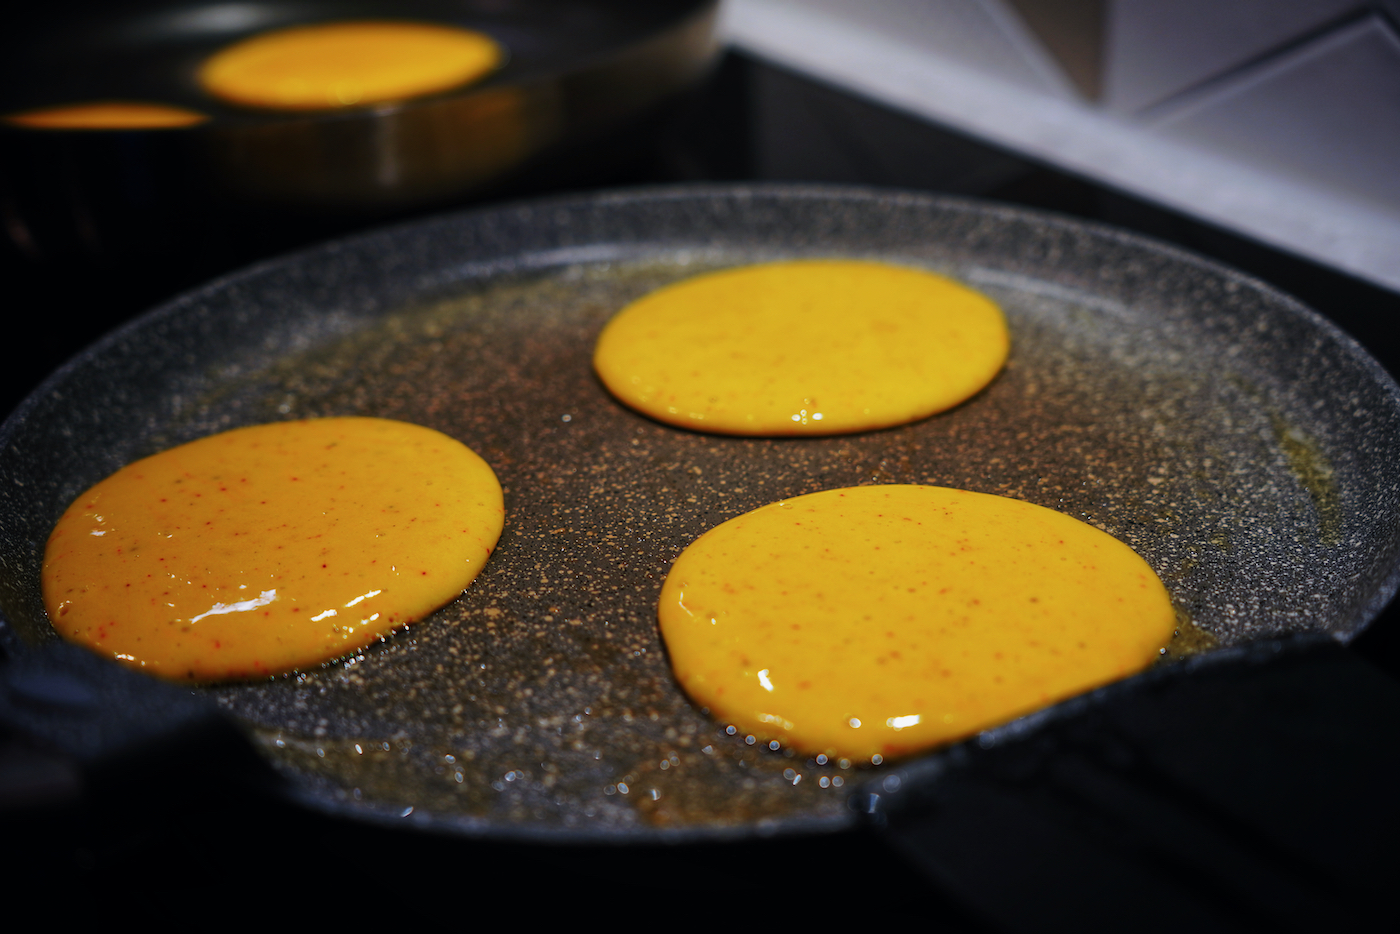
[{"x1": 3, "y1": 51, "x2": 1397, "y2": 925}]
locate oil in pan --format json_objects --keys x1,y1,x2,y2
[{"x1": 186, "y1": 251, "x2": 1356, "y2": 837}]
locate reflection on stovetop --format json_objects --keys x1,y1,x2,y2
[{"x1": 3, "y1": 52, "x2": 1397, "y2": 924}]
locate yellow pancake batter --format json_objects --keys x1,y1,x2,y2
[
  {"x1": 5, "y1": 101, "x2": 209, "y2": 129},
  {"x1": 593, "y1": 260, "x2": 1009, "y2": 436},
  {"x1": 43, "y1": 418, "x2": 504, "y2": 682},
  {"x1": 658, "y1": 485, "x2": 1175, "y2": 759},
  {"x1": 198, "y1": 20, "x2": 503, "y2": 110}
]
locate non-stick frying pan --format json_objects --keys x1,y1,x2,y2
[
  {"x1": 1, "y1": 0, "x2": 719, "y2": 263},
  {"x1": 2, "y1": 186, "x2": 1398, "y2": 843}
]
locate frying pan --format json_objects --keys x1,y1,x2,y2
[
  {"x1": 0, "y1": 1, "x2": 719, "y2": 260},
  {"x1": 2, "y1": 185, "x2": 1399, "y2": 843}
]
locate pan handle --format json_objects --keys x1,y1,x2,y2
[
  {"x1": 855, "y1": 634, "x2": 1400, "y2": 932},
  {"x1": 0, "y1": 640, "x2": 274, "y2": 809}
]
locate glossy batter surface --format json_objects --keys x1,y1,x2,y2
[
  {"x1": 42, "y1": 418, "x2": 504, "y2": 682},
  {"x1": 593, "y1": 260, "x2": 1009, "y2": 436},
  {"x1": 198, "y1": 21, "x2": 503, "y2": 110},
  {"x1": 659, "y1": 485, "x2": 1175, "y2": 759},
  {"x1": 5, "y1": 101, "x2": 208, "y2": 129}
]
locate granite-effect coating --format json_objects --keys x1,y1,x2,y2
[{"x1": 2, "y1": 186, "x2": 1399, "y2": 841}]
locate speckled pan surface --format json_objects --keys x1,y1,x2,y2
[{"x1": 3, "y1": 186, "x2": 1400, "y2": 840}]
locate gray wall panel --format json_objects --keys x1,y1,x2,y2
[
  {"x1": 1153, "y1": 15, "x2": 1400, "y2": 211},
  {"x1": 1104, "y1": 0, "x2": 1362, "y2": 111}
]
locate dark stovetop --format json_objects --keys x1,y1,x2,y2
[{"x1": 3, "y1": 52, "x2": 1397, "y2": 927}]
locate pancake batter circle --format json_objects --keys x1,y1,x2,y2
[
  {"x1": 5, "y1": 101, "x2": 209, "y2": 129},
  {"x1": 198, "y1": 20, "x2": 504, "y2": 110},
  {"x1": 658, "y1": 485, "x2": 1176, "y2": 759},
  {"x1": 593, "y1": 259, "x2": 1010, "y2": 436},
  {"x1": 42, "y1": 417, "x2": 504, "y2": 682}
]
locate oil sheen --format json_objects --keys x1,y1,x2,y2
[
  {"x1": 42, "y1": 418, "x2": 504, "y2": 682},
  {"x1": 4, "y1": 101, "x2": 209, "y2": 128},
  {"x1": 658, "y1": 485, "x2": 1175, "y2": 759},
  {"x1": 198, "y1": 20, "x2": 503, "y2": 110},
  {"x1": 593, "y1": 260, "x2": 1009, "y2": 436}
]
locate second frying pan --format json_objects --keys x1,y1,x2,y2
[
  {"x1": 0, "y1": 1, "x2": 719, "y2": 263},
  {"x1": 2, "y1": 186, "x2": 1398, "y2": 842}
]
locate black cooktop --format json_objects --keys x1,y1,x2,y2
[{"x1": 3, "y1": 52, "x2": 1396, "y2": 928}]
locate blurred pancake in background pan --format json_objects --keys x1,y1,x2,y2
[
  {"x1": 3, "y1": 101, "x2": 209, "y2": 129},
  {"x1": 197, "y1": 20, "x2": 504, "y2": 111}
]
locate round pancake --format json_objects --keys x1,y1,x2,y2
[
  {"x1": 593, "y1": 260, "x2": 1009, "y2": 436},
  {"x1": 198, "y1": 21, "x2": 503, "y2": 111},
  {"x1": 5, "y1": 101, "x2": 208, "y2": 128},
  {"x1": 43, "y1": 417, "x2": 504, "y2": 682},
  {"x1": 658, "y1": 484, "x2": 1176, "y2": 759}
]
